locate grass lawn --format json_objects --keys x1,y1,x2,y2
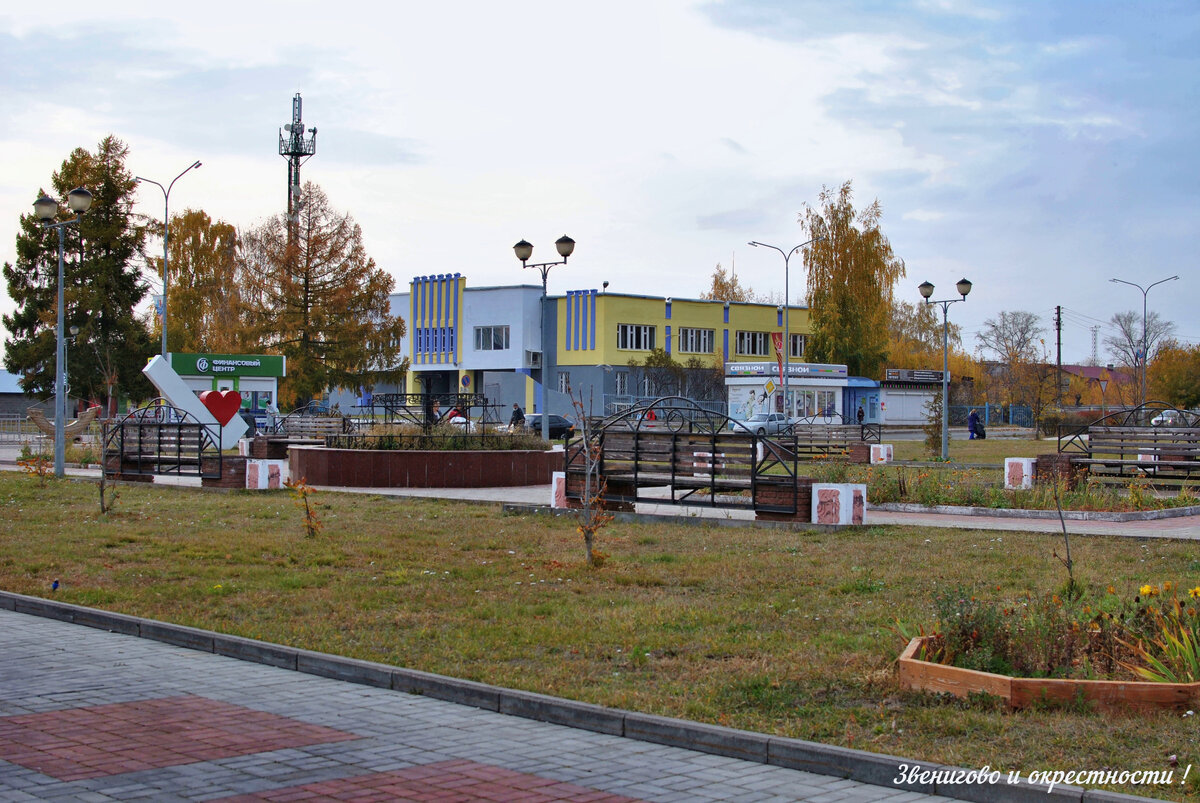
[
  {"x1": 888, "y1": 434, "x2": 1057, "y2": 463},
  {"x1": 1, "y1": 473, "x2": 1197, "y2": 800}
]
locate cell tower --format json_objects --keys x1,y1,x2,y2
[
  {"x1": 1091, "y1": 325, "x2": 1101, "y2": 365},
  {"x1": 279, "y1": 93, "x2": 317, "y2": 229}
]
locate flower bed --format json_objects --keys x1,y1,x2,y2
[
  {"x1": 898, "y1": 636, "x2": 1199, "y2": 712},
  {"x1": 898, "y1": 583, "x2": 1200, "y2": 711},
  {"x1": 809, "y1": 463, "x2": 1198, "y2": 512}
]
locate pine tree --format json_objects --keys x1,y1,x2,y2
[
  {"x1": 2, "y1": 136, "x2": 154, "y2": 412},
  {"x1": 238, "y1": 183, "x2": 407, "y2": 407}
]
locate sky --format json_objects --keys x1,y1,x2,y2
[{"x1": 1, "y1": 0, "x2": 1196, "y2": 365}]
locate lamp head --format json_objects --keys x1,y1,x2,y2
[
  {"x1": 555, "y1": 235, "x2": 575, "y2": 259},
  {"x1": 956, "y1": 278, "x2": 973, "y2": 298},
  {"x1": 918, "y1": 281, "x2": 935, "y2": 300},
  {"x1": 67, "y1": 187, "x2": 93, "y2": 214},
  {"x1": 513, "y1": 239, "x2": 533, "y2": 263},
  {"x1": 33, "y1": 195, "x2": 58, "y2": 222}
]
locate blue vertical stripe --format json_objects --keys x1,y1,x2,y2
[
  {"x1": 589, "y1": 290, "x2": 597, "y2": 350},
  {"x1": 723, "y1": 329, "x2": 729, "y2": 361},
  {"x1": 452, "y1": 274, "x2": 460, "y2": 363},
  {"x1": 564, "y1": 292, "x2": 573, "y2": 352},
  {"x1": 723, "y1": 304, "x2": 729, "y2": 324},
  {"x1": 573, "y1": 292, "x2": 581, "y2": 351},
  {"x1": 776, "y1": 308, "x2": 783, "y2": 327},
  {"x1": 665, "y1": 325, "x2": 672, "y2": 354},
  {"x1": 665, "y1": 300, "x2": 672, "y2": 320},
  {"x1": 579, "y1": 292, "x2": 588, "y2": 351}
]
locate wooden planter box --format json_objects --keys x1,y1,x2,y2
[{"x1": 898, "y1": 637, "x2": 1200, "y2": 712}]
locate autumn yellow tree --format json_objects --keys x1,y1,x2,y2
[
  {"x1": 238, "y1": 183, "x2": 407, "y2": 407},
  {"x1": 800, "y1": 181, "x2": 905, "y2": 378},
  {"x1": 1148, "y1": 339, "x2": 1200, "y2": 408},
  {"x1": 698, "y1": 262, "x2": 756, "y2": 302},
  {"x1": 146, "y1": 209, "x2": 252, "y2": 354}
]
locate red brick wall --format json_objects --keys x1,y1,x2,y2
[{"x1": 288, "y1": 448, "x2": 561, "y2": 488}]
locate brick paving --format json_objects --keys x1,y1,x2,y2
[{"x1": 0, "y1": 609, "x2": 952, "y2": 802}]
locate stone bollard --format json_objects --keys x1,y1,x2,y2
[
  {"x1": 811, "y1": 483, "x2": 866, "y2": 525},
  {"x1": 1004, "y1": 457, "x2": 1035, "y2": 490}
]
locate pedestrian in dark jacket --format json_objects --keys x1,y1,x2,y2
[
  {"x1": 967, "y1": 409, "x2": 979, "y2": 440},
  {"x1": 510, "y1": 403, "x2": 525, "y2": 428}
]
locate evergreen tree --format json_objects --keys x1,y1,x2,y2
[
  {"x1": 2, "y1": 136, "x2": 154, "y2": 412},
  {"x1": 238, "y1": 183, "x2": 407, "y2": 407}
]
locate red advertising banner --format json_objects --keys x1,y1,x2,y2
[{"x1": 770, "y1": 332, "x2": 784, "y2": 383}]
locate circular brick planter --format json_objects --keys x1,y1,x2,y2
[{"x1": 288, "y1": 445, "x2": 560, "y2": 488}]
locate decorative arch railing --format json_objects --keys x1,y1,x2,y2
[{"x1": 102, "y1": 399, "x2": 223, "y2": 479}]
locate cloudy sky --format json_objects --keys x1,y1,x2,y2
[{"x1": 2, "y1": 0, "x2": 1196, "y2": 364}]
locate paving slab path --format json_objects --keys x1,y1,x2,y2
[{"x1": 0, "y1": 608, "x2": 959, "y2": 802}]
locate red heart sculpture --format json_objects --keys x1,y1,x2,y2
[{"x1": 199, "y1": 390, "x2": 243, "y2": 427}]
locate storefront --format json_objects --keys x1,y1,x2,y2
[
  {"x1": 725, "y1": 362, "x2": 848, "y2": 422},
  {"x1": 168, "y1": 353, "x2": 287, "y2": 416}
]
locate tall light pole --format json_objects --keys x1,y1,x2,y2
[
  {"x1": 136, "y1": 161, "x2": 202, "y2": 357},
  {"x1": 1109, "y1": 275, "x2": 1178, "y2": 412},
  {"x1": 747, "y1": 237, "x2": 824, "y2": 420},
  {"x1": 33, "y1": 187, "x2": 93, "y2": 478},
  {"x1": 514, "y1": 236, "x2": 575, "y2": 441},
  {"x1": 65, "y1": 325, "x2": 79, "y2": 406},
  {"x1": 919, "y1": 278, "x2": 973, "y2": 461}
]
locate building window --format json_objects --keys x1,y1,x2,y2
[
  {"x1": 735, "y1": 330, "x2": 770, "y2": 356},
  {"x1": 617, "y1": 323, "x2": 656, "y2": 351},
  {"x1": 474, "y1": 325, "x2": 510, "y2": 351},
  {"x1": 789, "y1": 334, "x2": 806, "y2": 359},
  {"x1": 558, "y1": 371, "x2": 570, "y2": 393},
  {"x1": 678, "y1": 327, "x2": 714, "y2": 354},
  {"x1": 614, "y1": 371, "x2": 629, "y2": 395}
]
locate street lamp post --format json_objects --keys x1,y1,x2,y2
[
  {"x1": 747, "y1": 237, "x2": 824, "y2": 421},
  {"x1": 513, "y1": 236, "x2": 576, "y2": 441},
  {"x1": 65, "y1": 325, "x2": 79, "y2": 407},
  {"x1": 136, "y1": 161, "x2": 202, "y2": 357},
  {"x1": 33, "y1": 187, "x2": 94, "y2": 478},
  {"x1": 918, "y1": 278, "x2": 973, "y2": 461},
  {"x1": 1109, "y1": 275, "x2": 1178, "y2": 412}
]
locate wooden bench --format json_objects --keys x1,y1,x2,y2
[
  {"x1": 278, "y1": 416, "x2": 353, "y2": 438},
  {"x1": 1072, "y1": 425, "x2": 1200, "y2": 482}
]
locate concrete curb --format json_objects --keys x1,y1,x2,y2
[
  {"x1": 0, "y1": 590, "x2": 1154, "y2": 803},
  {"x1": 872, "y1": 501, "x2": 1200, "y2": 522}
]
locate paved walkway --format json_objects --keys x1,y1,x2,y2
[{"x1": 0, "y1": 608, "x2": 951, "y2": 802}]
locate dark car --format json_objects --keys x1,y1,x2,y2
[{"x1": 524, "y1": 413, "x2": 576, "y2": 439}]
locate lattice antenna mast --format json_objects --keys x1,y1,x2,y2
[{"x1": 279, "y1": 93, "x2": 317, "y2": 234}]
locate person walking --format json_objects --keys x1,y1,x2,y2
[
  {"x1": 967, "y1": 408, "x2": 979, "y2": 440},
  {"x1": 856, "y1": 404, "x2": 865, "y2": 425},
  {"x1": 509, "y1": 403, "x2": 525, "y2": 428}
]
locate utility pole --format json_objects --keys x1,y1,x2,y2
[
  {"x1": 279, "y1": 93, "x2": 317, "y2": 247},
  {"x1": 1055, "y1": 305, "x2": 1063, "y2": 407}
]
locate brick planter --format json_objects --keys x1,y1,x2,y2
[
  {"x1": 1035, "y1": 453, "x2": 1083, "y2": 489},
  {"x1": 202, "y1": 456, "x2": 246, "y2": 489},
  {"x1": 289, "y1": 446, "x2": 559, "y2": 488},
  {"x1": 754, "y1": 477, "x2": 813, "y2": 522}
]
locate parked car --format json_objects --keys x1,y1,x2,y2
[
  {"x1": 729, "y1": 412, "x2": 791, "y2": 435},
  {"x1": 524, "y1": 413, "x2": 576, "y2": 439},
  {"x1": 1151, "y1": 410, "x2": 1185, "y2": 426}
]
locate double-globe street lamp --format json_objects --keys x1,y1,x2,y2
[
  {"x1": 1109, "y1": 275, "x2": 1178, "y2": 412},
  {"x1": 919, "y1": 277, "x2": 973, "y2": 461},
  {"x1": 136, "y1": 161, "x2": 202, "y2": 357},
  {"x1": 513, "y1": 236, "x2": 575, "y2": 441},
  {"x1": 33, "y1": 187, "x2": 94, "y2": 478},
  {"x1": 747, "y1": 237, "x2": 824, "y2": 420}
]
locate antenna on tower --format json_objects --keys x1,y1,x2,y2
[
  {"x1": 1090, "y1": 325, "x2": 1101, "y2": 365},
  {"x1": 279, "y1": 93, "x2": 317, "y2": 230}
]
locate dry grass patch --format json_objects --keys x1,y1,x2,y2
[{"x1": 0, "y1": 474, "x2": 1196, "y2": 799}]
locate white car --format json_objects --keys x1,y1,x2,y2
[
  {"x1": 729, "y1": 412, "x2": 791, "y2": 435},
  {"x1": 1151, "y1": 410, "x2": 1185, "y2": 426}
]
